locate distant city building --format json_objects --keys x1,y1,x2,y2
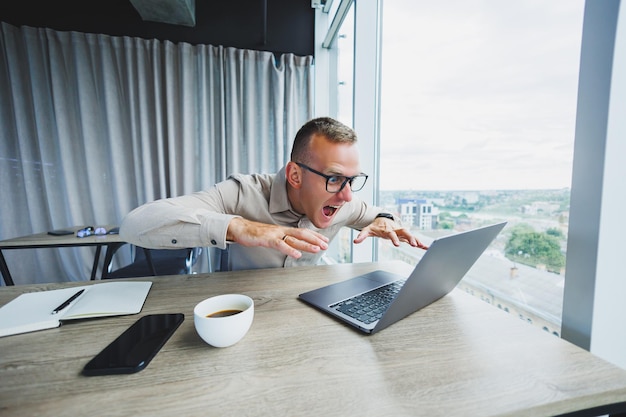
[{"x1": 397, "y1": 198, "x2": 439, "y2": 230}]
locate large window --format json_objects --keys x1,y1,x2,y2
[{"x1": 378, "y1": 0, "x2": 585, "y2": 336}]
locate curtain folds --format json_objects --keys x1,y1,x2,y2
[{"x1": 0, "y1": 22, "x2": 313, "y2": 285}]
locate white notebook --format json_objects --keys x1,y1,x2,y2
[{"x1": 0, "y1": 281, "x2": 152, "y2": 337}]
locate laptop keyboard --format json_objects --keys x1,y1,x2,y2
[{"x1": 330, "y1": 279, "x2": 406, "y2": 325}]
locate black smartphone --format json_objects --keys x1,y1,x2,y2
[{"x1": 82, "y1": 313, "x2": 184, "y2": 376}]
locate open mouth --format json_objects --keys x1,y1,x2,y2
[{"x1": 323, "y1": 205, "x2": 339, "y2": 218}]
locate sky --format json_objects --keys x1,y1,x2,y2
[{"x1": 377, "y1": 0, "x2": 586, "y2": 191}]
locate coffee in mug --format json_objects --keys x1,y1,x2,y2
[
  {"x1": 194, "y1": 294, "x2": 254, "y2": 347},
  {"x1": 206, "y1": 309, "x2": 242, "y2": 318}
]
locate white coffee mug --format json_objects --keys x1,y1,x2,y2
[{"x1": 193, "y1": 294, "x2": 254, "y2": 348}]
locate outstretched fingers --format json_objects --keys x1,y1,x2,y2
[
  {"x1": 279, "y1": 228, "x2": 329, "y2": 257},
  {"x1": 354, "y1": 224, "x2": 428, "y2": 250}
]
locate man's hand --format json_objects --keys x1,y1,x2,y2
[
  {"x1": 353, "y1": 217, "x2": 428, "y2": 249},
  {"x1": 226, "y1": 217, "x2": 330, "y2": 259}
]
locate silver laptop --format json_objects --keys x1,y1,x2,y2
[{"x1": 299, "y1": 222, "x2": 506, "y2": 334}]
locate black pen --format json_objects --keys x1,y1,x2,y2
[{"x1": 51, "y1": 289, "x2": 85, "y2": 315}]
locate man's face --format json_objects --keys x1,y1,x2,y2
[{"x1": 296, "y1": 134, "x2": 362, "y2": 229}]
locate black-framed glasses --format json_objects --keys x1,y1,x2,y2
[{"x1": 295, "y1": 162, "x2": 368, "y2": 193}]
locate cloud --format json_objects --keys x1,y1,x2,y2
[{"x1": 379, "y1": 0, "x2": 584, "y2": 191}]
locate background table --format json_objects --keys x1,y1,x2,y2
[
  {"x1": 0, "y1": 226, "x2": 124, "y2": 285},
  {"x1": 1, "y1": 261, "x2": 626, "y2": 416}
]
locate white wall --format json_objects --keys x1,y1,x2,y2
[
  {"x1": 562, "y1": 0, "x2": 626, "y2": 369},
  {"x1": 591, "y1": 0, "x2": 626, "y2": 368}
]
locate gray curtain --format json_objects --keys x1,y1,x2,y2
[{"x1": 0, "y1": 22, "x2": 313, "y2": 285}]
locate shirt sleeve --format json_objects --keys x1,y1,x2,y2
[{"x1": 119, "y1": 184, "x2": 241, "y2": 250}]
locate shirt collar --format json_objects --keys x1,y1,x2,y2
[{"x1": 270, "y1": 167, "x2": 299, "y2": 216}]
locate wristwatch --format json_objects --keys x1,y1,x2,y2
[{"x1": 375, "y1": 212, "x2": 395, "y2": 221}]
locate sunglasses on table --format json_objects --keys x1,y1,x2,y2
[{"x1": 76, "y1": 226, "x2": 109, "y2": 238}]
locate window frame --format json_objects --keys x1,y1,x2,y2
[{"x1": 315, "y1": 0, "x2": 382, "y2": 263}]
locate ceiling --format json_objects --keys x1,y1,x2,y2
[{"x1": 0, "y1": 0, "x2": 315, "y2": 56}]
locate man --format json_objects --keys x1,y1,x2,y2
[{"x1": 120, "y1": 117, "x2": 427, "y2": 270}]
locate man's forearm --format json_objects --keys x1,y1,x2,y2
[{"x1": 119, "y1": 198, "x2": 236, "y2": 250}]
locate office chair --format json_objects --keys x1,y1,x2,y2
[{"x1": 103, "y1": 245, "x2": 202, "y2": 279}]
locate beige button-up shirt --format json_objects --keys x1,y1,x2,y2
[{"x1": 120, "y1": 167, "x2": 383, "y2": 270}]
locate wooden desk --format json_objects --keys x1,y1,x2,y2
[
  {"x1": 1, "y1": 261, "x2": 626, "y2": 416},
  {"x1": 0, "y1": 226, "x2": 125, "y2": 286}
]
